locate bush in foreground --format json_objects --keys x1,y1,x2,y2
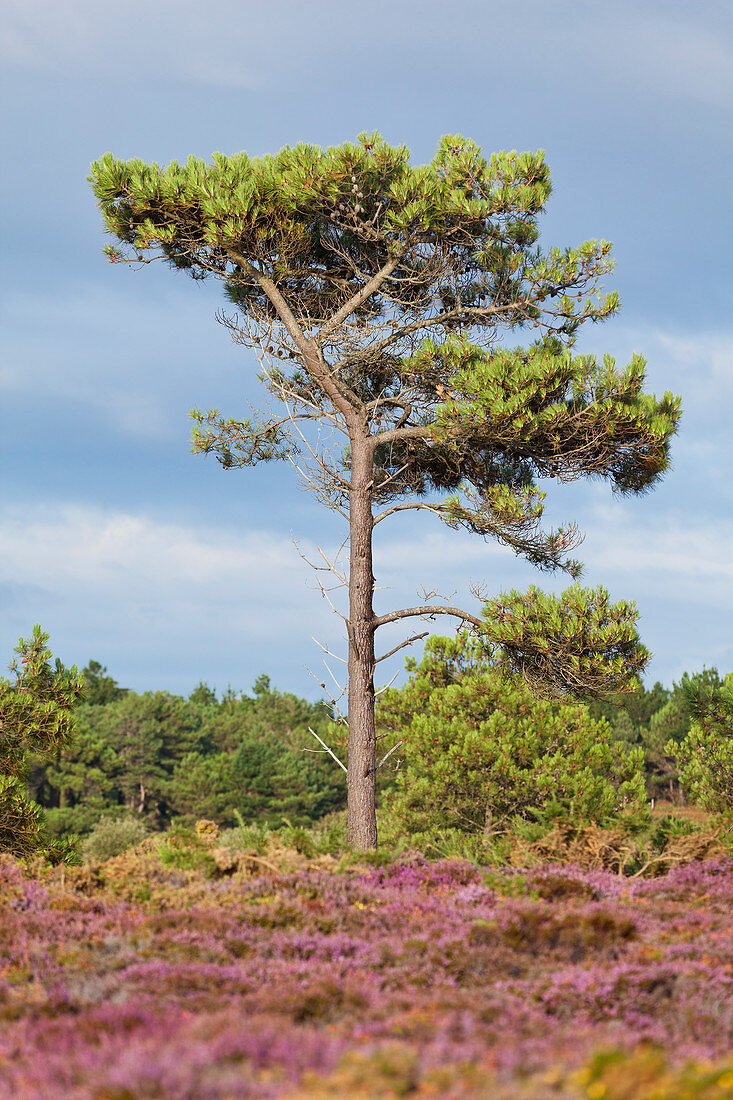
[{"x1": 379, "y1": 634, "x2": 646, "y2": 838}]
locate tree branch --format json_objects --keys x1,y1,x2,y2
[
  {"x1": 315, "y1": 254, "x2": 404, "y2": 344},
  {"x1": 373, "y1": 606, "x2": 484, "y2": 629},
  {"x1": 225, "y1": 249, "x2": 310, "y2": 356},
  {"x1": 328, "y1": 296, "x2": 532, "y2": 374},
  {"x1": 375, "y1": 632, "x2": 429, "y2": 664},
  {"x1": 370, "y1": 423, "x2": 433, "y2": 448},
  {"x1": 225, "y1": 247, "x2": 365, "y2": 422},
  {"x1": 373, "y1": 501, "x2": 447, "y2": 526},
  {"x1": 306, "y1": 727, "x2": 347, "y2": 773},
  {"x1": 375, "y1": 740, "x2": 403, "y2": 772}
]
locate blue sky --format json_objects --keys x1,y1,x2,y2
[{"x1": 1, "y1": 0, "x2": 731, "y2": 700}]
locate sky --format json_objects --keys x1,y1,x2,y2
[{"x1": 1, "y1": 0, "x2": 732, "y2": 701}]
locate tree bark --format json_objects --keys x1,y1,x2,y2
[{"x1": 346, "y1": 431, "x2": 378, "y2": 849}]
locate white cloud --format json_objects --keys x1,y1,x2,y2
[
  {"x1": 0, "y1": 503, "x2": 496, "y2": 694},
  {"x1": 1, "y1": 497, "x2": 731, "y2": 694},
  {"x1": 0, "y1": 502, "x2": 340, "y2": 692},
  {"x1": 0, "y1": 503, "x2": 297, "y2": 611},
  {"x1": 0, "y1": 502, "x2": 508, "y2": 625},
  {"x1": 579, "y1": 500, "x2": 733, "y2": 606},
  {"x1": 654, "y1": 331, "x2": 733, "y2": 394},
  {"x1": 4, "y1": 498, "x2": 727, "y2": 618},
  {"x1": 572, "y1": 323, "x2": 733, "y2": 466}
]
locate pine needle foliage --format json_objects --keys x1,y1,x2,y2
[
  {"x1": 669, "y1": 673, "x2": 733, "y2": 811},
  {"x1": 481, "y1": 586, "x2": 650, "y2": 700},
  {"x1": 89, "y1": 134, "x2": 681, "y2": 848},
  {"x1": 379, "y1": 633, "x2": 646, "y2": 835},
  {"x1": 0, "y1": 626, "x2": 85, "y2": 857}
]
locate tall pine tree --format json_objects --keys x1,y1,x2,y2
[{"x1": 90, "y1": 134, "x2": 681, "y2": 848}]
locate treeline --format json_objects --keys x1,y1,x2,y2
[
  {"x1": 587, "y1": 666, "x2": 729, "y2": 802},
  {"x1": 5, "y1": 624, "x2": 730, "y2": 854},
  {"x1": 27, "y1": 663, "x2": 347, "y2": 840},
  {"x1": 23, "y1": 651, "x2": 729, "y2": 845}
]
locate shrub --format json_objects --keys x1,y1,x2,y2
[
  {"x1": 82, "y1": 815, "x2": 149, "y2": 862},
  {"x1": 306, "y1": 810, "x2": 348, "y2": 855},
  {"x1": 668, "y1": 673, "x2": 733, "y2": 812},
  {"x1": 218, "y1": 812, "x2": 274, "y2": 855},
  {"x1": 379, "y1": 633, "x2": 646, "y2": 838},
  {"x1": 0, "y1": 626, "x2": 84, "y2": 859},
  {"x1": 157, "y1": 828, "x2": 217, "y2": 875}
]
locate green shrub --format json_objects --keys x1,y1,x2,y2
[
  {"x1": 219, "y1": 821, "x2": 273, "y2": 855},
  {"x1": 379, "y1": 633, "x2": 646, "y2": 838},
  {"x1": 305, "y1": 810, "x2": 348, "y2": 856},
  {"x1": 0, "y1": 626, "x2": 84, "y2": 859},
  {"x1": 82, "y1": 815, "x2": 149, "y2": 862},
  {"x1": 157, "y1": 828, "x2": 217, "y2": 875},
  {"x1": 667, "y1": 673, "x2": 733, "y2": 812}
]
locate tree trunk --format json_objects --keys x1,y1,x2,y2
[{"x1": 346, "y1": 433, "x2": 377, "y2": 849}]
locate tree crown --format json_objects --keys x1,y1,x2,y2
[
  {"x1": 90, "y1": 135, "x2": 681, "y2": 580},
  {"x1": 89, "y1": 134, "x2": 682, "y2": 701}
]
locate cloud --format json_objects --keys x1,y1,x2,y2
[
  {"x1": 653, "y1": 331, "x2": 733, "y2": 395},
  {"x1": 1, "y1": 496, "x2": 730, "y2": 695},
  {"x1": 583, "y1": 504, "x2": 733, "y2": 588},
  {"x1": 0, "y1": 502, "x2": 508, "y2": 628},
  {"x1": 0, "y1": 503, "x2": 296, "y2": 609},
  {"x1": 572, "y1": 323, "x2": 733, "y2": 462},
  {"x1": 0, "y1": 502, "x2": 339, "y2": 692},
  {"x1": 0, "y1": 503, "x2": 502, "y2": 695}
]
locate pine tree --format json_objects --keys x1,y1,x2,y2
[
  {"x1": 0, "y1": 626, "x2": 84, "y2": 857},
  {"x1": 667, "y1": 671, "x2": 733, "y2": 811},
  {"x1": 81, "y1": 659, "x2": 128, "y2": 705},
  {"x1": 378, "y1": 632, "x2": 646, "y2": 835},
  {"x1": 89, "y1": 134, "x2": 681, "y2": 849}
]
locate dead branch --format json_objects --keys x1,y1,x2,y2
[
  {"x1": 306, "y1": 727, "x2": 347, "y2": 773},
  {"x1": 375, "y1": 741, "x2": 403, "y2": 772},
  {"x1": 322, "y1": 659, "x2": 347, "y2": 699},
  {"x1": 293, "y1": 538, "x2": 350, "y2": 621},
  {"x1": 304, "y1": 666, "x2": 348, "y2": 724},
  {"x1": 373, "y1": 501, "x2": 448, "y2": 526},
  {"x1": 374, "y1": 670, "x2": 400, "y2": 698},
  {"x1": 375, "y1": 632, "x2": 429, "y2": 664},
  {"x1": 311, "y1": 636, "x2": 347, "y2": 664}
]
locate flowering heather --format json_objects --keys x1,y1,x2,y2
[{"x1": 0, "y1": 851, "x2": 732, "y2": 1098}]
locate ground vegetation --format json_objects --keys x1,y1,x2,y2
[{"x1": 0, "y1": 842, "x2": 731, "y2": 1098}]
